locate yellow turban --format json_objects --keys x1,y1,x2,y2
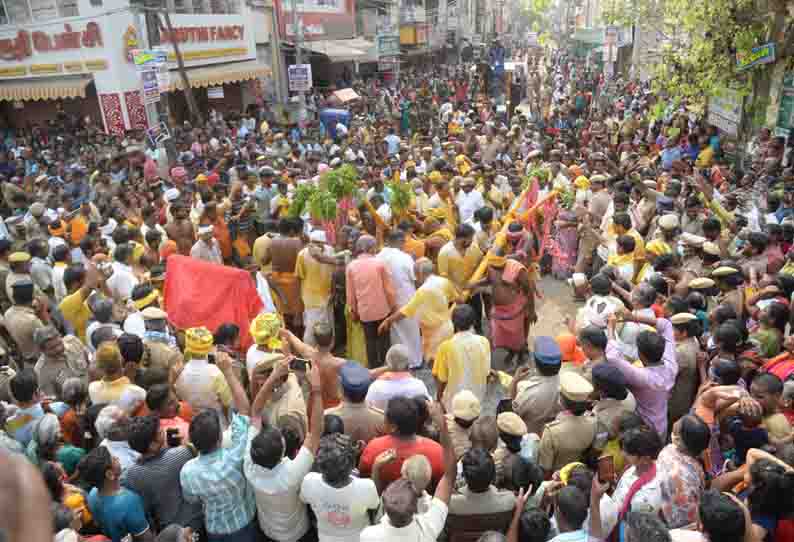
[
  {"x1": 488, "y1": 254, "x2": 507, "y2": 268},
  {"x1": 250, "y1": 312, "x2": 283, "y2": 349},
  {"x1": 185, "y1": 327, "x2": 214, "y2": 356},
  {"x1": 428, "y1": 171, "x2": 443, "y2": 184},
  {"x1": 574, "y1": 175, "x2": 590, "y2": 190},
  {"x1": 96, "y1": 341, "x2": 122, "y2": 371},
  {"x1": 559, "y1": 462, "x2": 586, "y2": 484},
  {"x1": 645, "y1": 239, "x2": 673, "y2": 257},
  {"x1": 133, "y1": 289, "x2": 160, "y2": 310},
  {"x1": 428, "y1": 207, "x2": 448, "y2": 222}
]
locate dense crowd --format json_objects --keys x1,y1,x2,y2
[{"x1": 3, "y1": 45, "x2": 794, "y2": 542}]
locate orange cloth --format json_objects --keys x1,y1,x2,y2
[
  {"x1": 205, "y1": 218, "x2": 232, "y2": 260},
  {"x1": 556, "y1": 333, "x2": 586, "y2": 364},
  {"x1": 404, "y1": 235, "x2": 426, "y2": 260},
  {"x1": 233, "y1": 238, "x2": 251, "y2": 259},
  {"x1": 68, "y1": 216, "x2": 88, "y2": 246},
  {"x1": 160, "y1": 240, "x2": 178, "y2": 260}
]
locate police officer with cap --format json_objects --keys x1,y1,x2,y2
[
  {"x1": 510, "y1": 336, "x2": 563, "y2": 436},
  {"x1": 538, "y1": 371, "x2": 607, "y2": 474},
  {"x1": 325, "y1": 360, "x2": 385, "y2": 445}
]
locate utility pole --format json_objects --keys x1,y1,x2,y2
[
  {"x1": 161, "y1": 10, "x2": 202, "y2": 126},
  {"x1": 291, "y1": 0, "x2": 307, "y2": 125},
  {"x1": 142, "y1": 0, "x2": 177, "y2": 163},
  {"x1": 269, "y1": 0, "x2": 287, "y2": 103}
]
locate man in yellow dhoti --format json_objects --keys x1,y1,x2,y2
[{"x1": 378, "y1": 257, "x2": 459, "y2": 364}]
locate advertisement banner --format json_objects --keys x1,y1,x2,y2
[
  {"x1": 377, "y1": 35, "x2": 401, "y2": 57},
  {"x1": 132, "y1": 49, "x2": 168, "y2": 71},
  {"x1": 207, "y1": 86, "x2": 225, "y2": 99},
  {"x1": 141, "y1": 69, "x2": 160, "y2": 105},
  {"x1": 288, "y1": 64, "x2": 313, "y2": 91},
  {"x1": 736, "y1": 42, "x2": 776, "y2": 72}
]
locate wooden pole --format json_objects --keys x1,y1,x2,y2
[
  {"x1": 465, "y1": 188, "x2": 558, "y2": 291},
  {"x1": 161, "y1": 10, "x2": 201, "y2": 126}
]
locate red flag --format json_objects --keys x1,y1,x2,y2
[{"x1": 164, "y1": 255, "x2": 263, "y2": 351}]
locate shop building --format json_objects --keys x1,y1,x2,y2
[{"x1": 0, "y1": 0, "x2": 272, "y2": 133}]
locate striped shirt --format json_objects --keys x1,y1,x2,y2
[
  {"x1": 180, "y1": 413, "x2": 256, "y2": 535},
  {"x1": 122, "y1": 446, "x2": 204, "y2": 532}
]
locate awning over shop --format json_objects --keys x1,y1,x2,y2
[
  {"x1": 0, "y1": 75, "x2": 92, "y2": 102},
  {"x1": 302, "y1": 39, "x2": 375, "y2": 63},
  {"x1": 168, "y1": 60, "x2": 271, "y2": 91}
]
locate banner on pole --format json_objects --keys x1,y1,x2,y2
[{"x1": 288, "y1": 64, "x2": 313, "y2": 91}]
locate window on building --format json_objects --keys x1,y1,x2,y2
[
  {"x1": 6, "y1": 0, "x2": 31, "y2": 23},
  {"x1": 56, "y1": 0, "x2": 78, "y2": 17}
]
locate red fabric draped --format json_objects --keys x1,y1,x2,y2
[{"x1": 164, "y1": 255, "x2": 263, "y2": 351}]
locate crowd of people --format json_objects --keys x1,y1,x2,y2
[{"x1": 3, "y1": 44, "x2": 794, "y2": 542}]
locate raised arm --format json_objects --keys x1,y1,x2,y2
[
  {"x1": 430, "y1": 402, "x2": 457, "y2": 505},
  {"x1": 217, "y1": 351, "x2": 250, "y2": 416},
  {"x1": 305, "y1": 361, "x2": 324, "y2": 454}
]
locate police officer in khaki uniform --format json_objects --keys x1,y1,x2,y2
[
  {"x1": 538, "y1": 371, "x2": 607, "y2": 475},
  {"x1": 446, "y1": 389, "x2": 480, "y2": 460},
  {"x1": 325, "y1": 361, "x2": 385, "y2": 445},
  {"x1": 512, "y1": 336, "x2": 562, "y2": 436},
  {"x1": 140, "y1": 307, "x2": 184, "y2": 374},
  {"x1": 493, "y1": 411, "x2": 527, "y2": 488}
]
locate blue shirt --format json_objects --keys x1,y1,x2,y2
[
  {"x1": 661, "y1": 147, "x2": 682, "y2": 171},
  {"x1": 87, "y1": 488, "x2": 150, "y2": 542},
  {"x1": 385, "y1": 134, "x2": 401, "y2": 156},
  {"x1": 180, "y1": 413, "x2": 256, "y2": 535}
]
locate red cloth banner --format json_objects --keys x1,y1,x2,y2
[{"x1": 164, "y1": 255, "x2": 263, "y2": 351}]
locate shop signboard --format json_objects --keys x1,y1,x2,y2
[
  {"x1": 141, "y1": 69, "x2": 160, "y2": 104},
  {"x1": 707, "y1": 86, "x2": 743, "y2": 136},
  {"x1": 207, "y1": 86, "x2": 225, "y2": 99},
  {"x1": 776, "y1": 72, "x2": 794, "y2": 133},
  {"x1": 132, "y1": 48, "x2": 168, "y2": 71},
  {"x1": 275, "y1": 0, "x2": 356, "y2": 40},
  {"x1": 736, "y1": 42, "x2": 776, "y2": 72},
  {"x1": 377, "y1": 35, "x2": 400, "y2": 57},
  {"x1": 288, "y1": 64, "x2": 312, "y2": 91}
]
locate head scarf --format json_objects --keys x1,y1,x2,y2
[{"x1": 250, "y1": 313, "x2": 283, "y2": 350}]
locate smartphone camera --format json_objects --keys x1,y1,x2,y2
[
  {"x1": 289, "y1": 358, "x2": 310, "y2": 372},
  {"x1": 166, "y1": 428, "x2": 182, "y2": 447}
]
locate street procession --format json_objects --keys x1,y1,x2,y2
[{"x1": 4, "y1": 0, "x2": 794, "y2": 540}]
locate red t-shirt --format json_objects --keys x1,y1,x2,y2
[{"x1": 359, "y1": 435, "x2": 445, "y2": 489}]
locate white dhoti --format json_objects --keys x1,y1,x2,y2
[
  {"x1": 390, "y1": 316, "x2": 423, "y2": 368},
  {"x1": 303, "y1": 304, "x2": 332, "y2": 346}
]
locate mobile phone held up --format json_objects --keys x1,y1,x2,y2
[
  {"x1": 289, "y1": 357, "x2": 311, "y2": 372},
  {"x1": 597, "y1": 454, "x2": 615, "y2": 484}
]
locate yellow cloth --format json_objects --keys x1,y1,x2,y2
[
  {"x1": 574, "y1": 176, "x2": 590, "y2": 190},
  {"x1": 295, "y1": 249, "x2": 332, "y2": 309},
  {"x1": 438, "y1": 242, "x2": 484, "y2": 290},
  {"x1": 695, "y1": 146, "x2": 714, "y2": 168},
  {"x1": 402, "y1": 276, "x2": 458, "y2": 360},
  {"x1": 455, "y1": 155, "x2": 472, "y2": 176},
  {"x1": 345, "y1": 305, "x2": 367, "y2": 367},
  {"x1": 432, "y1": 330, "x2": 490, "y2": 409},
  {"x1": 627, "y1": 229, "x2": 646, "y2": 261},
  {"x1": 59, "y1": 290, "x2": 90, "y2": 344}
]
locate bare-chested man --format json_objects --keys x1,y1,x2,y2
[
  {"x1": 480, "y1": 250, "x2": 538, "y2": 367},
  {"x1": 165, "y1": 202, "x2": 195, "y2": 256},
  {"x1": 268, "y1": 217, "x2": 305, "y2": 334}
]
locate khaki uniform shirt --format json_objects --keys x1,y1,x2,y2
[
  {"x1": 446, "y1": 414, "x2": 473, "y2": 460},
  {"x1": 6, "y1": 272, "x2": 43, "y2": 303},
  {"x1": 593, "y1": 394, "x2": 637, "y2": 439},
  {"x1": 324, "y1": 401, "x2": 385, "y2": 445},
  {"x1": 493, "y1": 443, "x2": 519, "y2": 488},
  {"x1": 4, "y1": 305, "x2": 44, "y2": 361},
  {"x1": 260, "y1": 373, "x2": 308, "y2": 431},
  {"x1": 33, "y1": 335, "x2": 89, "y2": 397},
  {"x1": 538, "y1": 412, "x2": 601, "y2": 472},
  {"x1": 449, "y1": 485, "x2": 516, "y2": 516},
  {"x1": 513, "y1": 374, "x2": 561, "y2": 436},
  {"x1": 143, "y1": 340, "x2": 184, "y2": 373},
  {"x1": 669, "y1": 338, "x2": 699, "y2": 427}
]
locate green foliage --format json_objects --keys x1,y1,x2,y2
[
  {"x1": 524, "y1": 166, "x2": 551, "y2": 188},
  {"x1": 290, "y1": 164, "x2": 361, "y2": 219},
  {"x1": 558, "y1": 188, "x2": 576, "y2": 210},
  {"x1": 308, "y1": 189, "x2": 338, "y2": 221},
  {"x1": 323, "y1": 164, "x2": 359, "y2": 200},
  {"x1": 602, "y1": 0, "x2": 778, "y2": 110},
  {"x1": 289, "y1": 184, "x2": 316, "y2": 218},
  {"x1": 387, "y1": 180, "x2": 412, "y2": 217}
]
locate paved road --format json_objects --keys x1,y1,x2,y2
[{"x1": 417, "y1": 275, "x2": 581, "y2": 415}]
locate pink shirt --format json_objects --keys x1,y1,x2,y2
[{"x1": 346, "y1": 254, "x2": 396, "y2": 322}]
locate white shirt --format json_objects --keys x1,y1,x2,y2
[
  {"x1": 612, "y1": 465, "x2": 664, "y2": 516},
  {"x1": 244, "y1": 443, "x2": 314, "y2": 542},
  {"x1": 377, "y1": 247, "x2": 416, "y2": 306},
  {"x1": 365, "y1": 375, "x2": 430, "y2": 412},
  {"x1": 455, "y1": 189, "x2": 486, "y2": 224},
  {"x1": 52, "y1": 264, "x2": 68, "y2": 303},
  {"x1": 360, "y1": 498, "x2": 448, "y2": 542},
  {"x1": 123, "y1": 311, "x2": 146, "y2": 339},
  {"x1": 107, "y1": 262, "x2": 139, "y2": 302},
  {"x1": 300, "y1": 473, "x2": 380, "y2": 542},
  {"x1": 100, "y1": 439, "x2": 141, "y2": 472},
  {"x1": 173, "y1": 358, "x2": 230, "y2": 426}
]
